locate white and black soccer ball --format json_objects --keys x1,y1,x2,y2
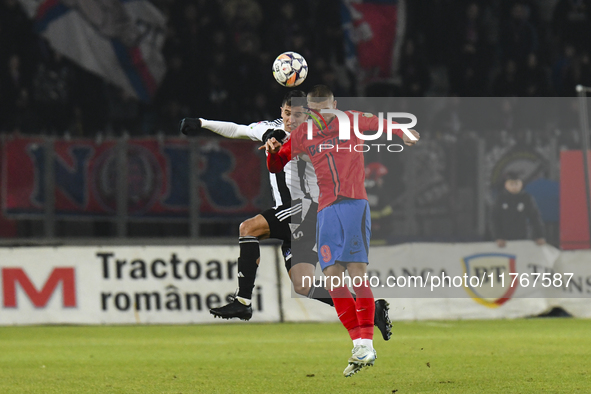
[{"x1": 272, "y1": 51, "x2": 308, "y2": 87}]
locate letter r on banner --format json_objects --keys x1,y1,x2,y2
[{"x1": 2, "y1": 268, "x2": 77, "y2": 308}]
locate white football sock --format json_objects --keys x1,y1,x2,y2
[
  {"x1": 360, "y1": 338, "x2": 373, "y2": 349},
  {"x1": 353, "y1": 338, "x2": 362, "y2": 347}
]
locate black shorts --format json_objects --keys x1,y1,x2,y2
[
  {"x1": 261, "y1": 202, "x2": 301, "y2": 242},
  {"x1": 289, "y1": 200, "x2": 318, "y2": 271},
  {"x1": 261, "y1": 199, "x2": 318, "y2": 272}
]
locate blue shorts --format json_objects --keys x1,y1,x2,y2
[{"x1": 316, "y1": 199, "x2": 371, "y2": 270}]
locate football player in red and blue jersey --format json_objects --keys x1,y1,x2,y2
[{"x1": 265, "y1": 85, "x2": 419, "y2": 377}]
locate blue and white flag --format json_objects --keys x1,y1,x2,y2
[{"x1": 19, "y1": 0, "x2": 167, "y2": 102}]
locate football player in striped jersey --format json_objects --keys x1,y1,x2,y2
[{"x1": 180, "y1": 91, "x2": 324, "y2": 320}]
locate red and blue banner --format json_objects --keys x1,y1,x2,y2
[{"x1": 2, "y1": 137, "x2": 265, "y2": 219}]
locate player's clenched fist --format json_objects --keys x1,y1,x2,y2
[
  {"x1": 259, "y1": 137, "x2": 282, "y2": 153},
  {"x1": 403, "y1": 129, "x2": 420, "y2": 146},
  {"x1": 179, "y1": 118, "x2": 202, "y2": 135}
]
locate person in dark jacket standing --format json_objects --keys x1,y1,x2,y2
[{"x1": 492, "y1": 172, "x2": 546, "y2": 248}]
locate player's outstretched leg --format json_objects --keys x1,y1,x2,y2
[{"x1": 374, "y1": 299, "x2": 392, "y2": 341}]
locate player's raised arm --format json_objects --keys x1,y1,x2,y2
[
  {"x1": 179, "y1": 116, "x2": 286, "y2": 143},
  {"x1": 358, "y1": 112, "x2": 420, "y2": 146},
  {"x1": 179, "y1": 117, "x2": 251, "y2": 139}
]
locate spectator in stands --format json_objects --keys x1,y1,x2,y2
[
  {"x1": 68, "y1": 66, "x2": 108, "y2": 135},
  {"x1": 365, "y1": 162, "x2": 394, "y2": 244},
  {"x1": 105, "y1": 85, "x2": 140, "y2": 135},
  {"x1": 576, "y1": 50, "x2": 591, "y2": 87},
  {"x1": 265, "y1": 2, "x2": 301, "y2": 53},
  {"x1": 492, "y1": 172, "x2": 546, "y2": 248},
  {"x1": 310, "y1": 0, "x2": 344, "y2": 65},
  {"x1": 399, "y1": 39, "x2": 430, "y2": 97},
  {"x1": 448, "y1": 2, "x2": 492, "y2": 96},
  {"x1": 500, "y1": 2, "x2": 539, "y2": 67},
  {"x1": 0, "y1": 0, "x2": 35, "y2": 60},
  {"x1": 522, "y1": 53, "x2": 549, "y2": 96},
  {"x1": 0, "y1": 54, "x2": 31, "y2": 133},
  {"x1": 553, "y1": 0, "x2": 591, "y2": 51},
  {"x1": 422, "y1": 0, "x2": 454, "y2": 66},
  {"x1": 223, "y1": 0, "x2": 263, "y2": 37},
  {"x1": 552, "y1": 44, "x2": 578, "y2": 96},
  {"x1": 244, "y1": 92, "x2": 272, "y2": 122},
  {"x1": 32, "y1": 47, "x2": 72, "y2": 134},
  {"x1": 320, "y1": 66, "x2": 350, "y2": 97},
  {"x1": 492, "y1": 59, "x2": 523, "y2": 96},
  {"x1": 156, "y1": 54, "x2": 191, "y2": 112}
]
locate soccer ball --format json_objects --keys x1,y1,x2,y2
[{"x1": 272, "y1": 51, "x2": 308, "y2": 87}]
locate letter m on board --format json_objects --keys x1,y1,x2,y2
[{"x1": 2, "y1": 268, "x2": 77, "y2": 308}]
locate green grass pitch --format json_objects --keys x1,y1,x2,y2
[{"x1": 0, "y1": 319, "x2": 589, "y2": 393}]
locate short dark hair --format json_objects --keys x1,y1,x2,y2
[
  {"x1": 503, "y1": 171, "x2": 521, "y2": 181},
  {"x1": 307, "y1": 84, "x2": 334, "y2": 102},
  {"x1": 282, "y1": 90, "x2": 306, "y2": 106}
]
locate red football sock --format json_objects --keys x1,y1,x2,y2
[
  {"x1": 353, "y1": 281, "x2": 375, "y2": 340},
  {"x1": 329, "y1": 286, "x2": 360, "y2": 340}
]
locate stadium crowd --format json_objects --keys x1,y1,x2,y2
[{"x1": 1, "y1": 0, "x2": 591, "y2": 136}]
